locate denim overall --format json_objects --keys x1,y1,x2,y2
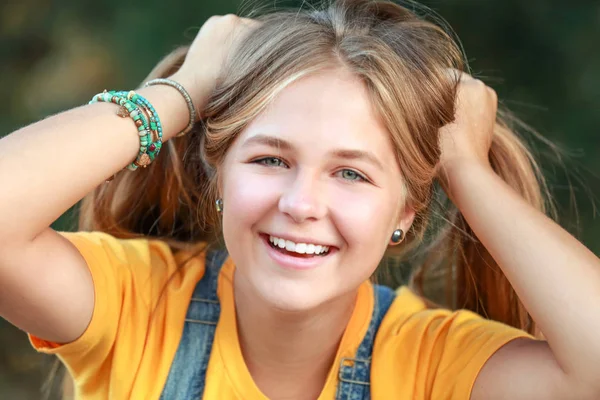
[{"x1": 160, "y1": 249, "x2": 396, "y2": 400}]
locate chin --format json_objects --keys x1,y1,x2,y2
[{"x1": 253, "y1": 277, "x2": 333, "y2": 313}]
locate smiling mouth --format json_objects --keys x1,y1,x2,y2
[{"x1": 261, "y1": 234, "x2": 332, "y2": 258}]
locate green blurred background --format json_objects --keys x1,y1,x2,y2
[{"x1": 1, "y1": 0, "x2": 598, "y2": 398}]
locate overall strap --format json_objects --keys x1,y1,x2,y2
[
  {"x1": 159, "y1": 249, "x2": 228, "y2": 400},
  {"x1": 335, "y1": 284, "x2": 396, "y2": 400}
]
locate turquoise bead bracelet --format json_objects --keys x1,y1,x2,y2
[
  {"x1": 89, "y1": 90, "x2": 152, "y2": 170},
  {"x1": 101, "y1": 90, "x2": 163, "y2": 168},
  {"x1": 112, "y1": 90, "x2": 163, "y2": 168},
  {"x1": 112, "y1": 90, "x2": 164, "y2": 142},
  {"x1": 90, "y1": 90, "x2": 163, "y2": 171}
]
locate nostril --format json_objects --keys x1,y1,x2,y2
[{"x1": 278, "y1": 186, "x2": 326, "y2": 222}]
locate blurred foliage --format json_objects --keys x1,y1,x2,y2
[{"x1": 1, "y1": 0, "x2": 599, "y2": 398}]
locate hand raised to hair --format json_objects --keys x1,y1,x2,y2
[
  {"x1": 171, "y1": 15, "x2": 261, "y2": 109},
  {"x1": 436, "y1": 70, "x2": 498, "y2": 177}
]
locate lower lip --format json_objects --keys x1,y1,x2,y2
[{"x1": 261, "y1": 235, "x2": 333, "y2": 271}]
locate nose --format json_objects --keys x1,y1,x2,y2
[{"x1": 278, "y1": 171, "x2": 327, "y2": 223}]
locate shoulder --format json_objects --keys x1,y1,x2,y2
[
  {"x1": 30, "y1": 232, "x2": 214, "y2": 398},
  {"x1": 60, "y1": 230, "x2": 179, "y2": 264},
  {"x1": 58, "y1": 231, "x2": 210, "y2": 305},
  {"x1": 371, "y1": 286, "x2": 531, "y2": 398},
  {"x1": 58, "y1": 230, "x2": 208, "y2": 270},
  {"x1": 377, "y1": 285, "x2": 527, "y2": 338}
]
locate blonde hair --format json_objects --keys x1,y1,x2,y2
[{"x1": 80, "y1": 0, "x2": 554, "y2": 334}]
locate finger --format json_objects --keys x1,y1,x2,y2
[
  {"x1": 443, "y1": 68, "x2": 476, "y2": 86},
  {"x1": 239, "y1": 17, "x2": 260, "y2": 25},
  {"x1": 238, "y1": 17, "x2": 261, "y2": 31},
  {"x1": 486, "y1": 86, "x2": 498, "y2": 103},
  {"x1": 444, "y1": 68, "x2": 462, "y2": 82}
]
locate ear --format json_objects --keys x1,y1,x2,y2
[{"x1": 389, "y1": 205, "x2": 416, "y2": 246}]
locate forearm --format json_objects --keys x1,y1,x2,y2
[
  {"x1": 0, "y1": 83, "x2": 191, "y2": 244},
  {"x1": 444, "y1": 159, "x2": 600, "y2": 383}
]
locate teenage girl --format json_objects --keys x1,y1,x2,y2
[{"x1": 0, "y1": 1, "x2": 599, "y2": 399}]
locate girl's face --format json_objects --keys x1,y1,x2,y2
[{"x1": 220, "y1": 68, "x2": 414, "y2": 311}]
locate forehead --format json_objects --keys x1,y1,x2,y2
[{"x1": 236, "y1": 68, "x2": 397, "y2": 161}]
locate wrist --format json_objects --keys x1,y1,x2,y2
[
  {"x1": 437, "y1": 157, "x2": 495, "y2": 202},
  {"x1": 168, "y1": 71, "x2": 212, "y2": 114},
  {"x1": 137, "y1": 84, "x2": 191, "y2": 141},
  {"x1": 440, "y1": 155, "x2": 491, "y2": 173}
]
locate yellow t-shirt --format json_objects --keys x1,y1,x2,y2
[{"x1": 30, "y1": 232, "x2": 530, "y2": 399}]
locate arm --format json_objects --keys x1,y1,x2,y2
[
  {"x1": 0, "y1": 14, "x2": 257, "y2": 344},
  {"x1": 438, "y1": 74, "x2": 600, "y2": 399},
  {"x1": 450, "y1": 160, "x2": 600, "y2": 399},
  {"x1": 0, "y1": 82, "x2": 193, "y2": 343}
]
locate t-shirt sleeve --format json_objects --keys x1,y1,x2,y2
[
  {"x1": 425, "y1": 309, "x2": 533, "y2": 399},
  {"x1": 28, "y1": 231, "x2": 171, "y2": 380},
  {"x1": 374, "y1": 288, "x2": 534, "y2": 400}
]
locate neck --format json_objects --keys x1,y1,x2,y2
[{"x1": 234, "y1": 273, "x2": 357, "y2": 400}]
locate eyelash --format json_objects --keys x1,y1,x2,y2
[{"x1": 252, "y1": 157, "x2": 369, "y2": 183}]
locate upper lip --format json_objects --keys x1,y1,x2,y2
[{"x1": 264, "y1": 232, "x2": 337, "y2": 249}]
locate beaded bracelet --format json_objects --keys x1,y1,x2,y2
[
  {"x1": 90, "y1": 90, "x2": 163, "y2": 171},
  {"x1": 109, "y1": 90, "x2": 164, "y2": 168},
  {"x1": 112, "y1": 90, "x2": 164, "y2": 164}
]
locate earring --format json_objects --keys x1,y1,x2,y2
[
  {"x1": 215, "y1": 198, "x2": 224, "y2": 213},
  {"x1": 391, "y1": 229, "x2": 404, "y2": 244}
]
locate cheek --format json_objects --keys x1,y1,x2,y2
[
  {"x1": 221, "y1": 166, "x2": 280, "y2": 233},
  {"x1": 330, "y1": 188, "x2": 398, "y2": 251}
]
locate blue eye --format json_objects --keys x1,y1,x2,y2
[
  {"x1": 255, "y1": 157, "x2": 286, "y2": 167},
  {"x1": 338, "y1": 169, "x2": 367, "y2": 182}
]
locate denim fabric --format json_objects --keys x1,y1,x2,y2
[
  {"x1": 160, "y1": 249, "x2": 396, "y2": 400},
  {"x1": 159, "y1": 249, "x2": 227, "y2": 400},
  {"x1": 334, "y1": 284, "x2": 395, "y2": 400}
]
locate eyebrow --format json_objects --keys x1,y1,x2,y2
[
  {"x1": 241, "y1": 134, "x2": 293, "y2": 152},
  {"x1": 241, "y1": 134, "x2": 384, "y2": 171},
  {"x1": 331, "y1": 149, "x2": 384, "y2": 171}
]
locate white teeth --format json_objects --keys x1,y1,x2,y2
[
  {"x1": 295, "y1": 243, "x2": 307, "y2": 254},
  {"x1": 268, "y1": 236, "x2": 330, "y2": 255}
]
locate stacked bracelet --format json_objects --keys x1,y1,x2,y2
[
  {"x1": 89, "y1": 78, "x2": 194, "y2": 175},
  {"x1": 90, "y1": 90, "x2": 163, "y2": 171},
  {"x1": 144, "y1": 78, "x2": 197, "y2": 137}
]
